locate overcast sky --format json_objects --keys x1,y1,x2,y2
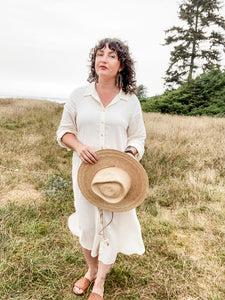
[{"x1": 0, "y1": 0, "x2": 224, "y2": 100}]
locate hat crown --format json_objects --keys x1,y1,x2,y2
[{"x1": 91, "y1": 167, "x2": 131, "y2": 204}]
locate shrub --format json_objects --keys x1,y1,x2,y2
[{"x1": 142, "y1": 70, "x2": 225, "y2": 116}]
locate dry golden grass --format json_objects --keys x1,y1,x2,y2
[
  {"x1": 140, "y1": 112, "x2": 225, "y2": 299},
  {"x1": 0, "y1": 98, "x2": 225, "y2": 299},
  {"x1": 0, "y1": 98, "x2": 64, "y2": 204}
]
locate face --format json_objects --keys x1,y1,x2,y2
[{"x1": 95, "y1": 44, "x2": 123, "y2": 81}]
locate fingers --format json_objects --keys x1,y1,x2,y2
[
  {"x1": 81, "y1": 151, "x2": 98, "y2": 164},
  {"x1": 79, "y1": 147, "x2": 98, "y2": 164}
]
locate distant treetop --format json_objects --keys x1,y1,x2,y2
[{"x1": 164, "y1": 0, "x2": 225, "y2": 89}]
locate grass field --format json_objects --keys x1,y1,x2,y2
[{"x1": 0, "y1": 98, "x2": 225, "y2": 300}]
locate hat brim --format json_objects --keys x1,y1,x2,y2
[{"x1": 77, "y1": 149, "x2": 149, "y2": 212}]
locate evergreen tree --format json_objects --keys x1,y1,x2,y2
[
  {"x1": 136, "y1": 84, "x2": 147, "y2": 99},
  {"x1": 164, "y1": 0, "x2": 225, "y2": 89}
]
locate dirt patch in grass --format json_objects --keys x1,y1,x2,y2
[{"x1": 0, "y1": 183, "x2": 44, "y2": 207}]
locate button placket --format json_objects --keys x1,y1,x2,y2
[{"x1": 100, "y1": 109, "x2": 106, "y2": 149}]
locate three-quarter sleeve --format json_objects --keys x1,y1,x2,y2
[
  {"x1": 56, "y1": 98, "x2": 77, "y2": 151},
  {"x1": 126, "y1": 98, "x2": 146, "y2": 160}
]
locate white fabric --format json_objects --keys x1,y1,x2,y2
[{"x1": 57, "y1": 83, "x2": 146, "y2": 264}]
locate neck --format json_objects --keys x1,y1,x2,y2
[{"x1": 96, "y1": 77, "x2": 118, "y2": 92}]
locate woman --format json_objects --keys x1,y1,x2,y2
[{"x1": 57, "y1": 38, "x2": 146, "y2": 300}]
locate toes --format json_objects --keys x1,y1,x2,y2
[{"x1": 73, "y1": 286, "x2": 84, "y2": 295}]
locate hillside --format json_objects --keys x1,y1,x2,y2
[{"x1": 0, "y1": 98, "x2": 225, "y2": 299}]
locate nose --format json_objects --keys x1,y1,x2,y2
[{"x1": 100, "y1": 53, "x2": 108, "y2": 62}]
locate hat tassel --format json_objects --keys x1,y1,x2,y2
[{"x1": 98, "y1": 208, "x2": 113, "y2": 246}]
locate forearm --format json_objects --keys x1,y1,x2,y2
[{"x1": 61, "y1": 133, "x2": 83, "y2": 152}]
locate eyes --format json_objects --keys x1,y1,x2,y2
[{"x1": 96, "y1": 51, "x2": 117, "y2": 59}]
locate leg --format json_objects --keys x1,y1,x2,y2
[
  {"x1": 91, "y1": 261, "x2": 112, "y2": 297},
  {"x1": 73, "y1": 248, "x2": 98, "y2": 295},
  {"x1": 83, "y1": 248, "x2": 99, "y2": 281}
]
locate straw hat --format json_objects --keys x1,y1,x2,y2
[{"x1": 77, "y1": 149, "x2": 149, "y2": 212}]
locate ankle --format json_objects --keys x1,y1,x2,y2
[
  {"x1": 85, "y1": 267, "x2": 98, "y2": 281},
  {"x1": 95, "y1": 274, "x2": 107, "y2": 282},
  {"x1": 94, "y1": 276, "x2": 106, "y2": 287}
]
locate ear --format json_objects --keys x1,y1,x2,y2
[{"x1": 119, "y1": 66, "x2": 124, "y2": 72}]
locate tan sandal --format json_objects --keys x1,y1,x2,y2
[
  {"x1": 73, "y1": 277, "x2": 94, "y2": 296},
  {"x1": 88, "y1": 292, "x2": 104, "y2": 300}
]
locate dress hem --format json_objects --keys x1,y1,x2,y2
[{"x1": 71, "y1": 231, "x2": 145, "y2": 265}]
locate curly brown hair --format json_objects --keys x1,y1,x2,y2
[{"x1": 87, "y1": 38, "x2": 137, "y2": 94}]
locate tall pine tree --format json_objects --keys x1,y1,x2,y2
[{"x1": 164, "y1": 0, "x2": 225, "y2": 89}]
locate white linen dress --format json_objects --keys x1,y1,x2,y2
[{"x1": 57, "y1": 83, "x2": 146, "y2": 264}]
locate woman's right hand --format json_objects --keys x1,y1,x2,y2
[
  {"x1": 61, "y1": 133, "x2": 98, "y2": 164},
  {"x1": 76, "y1": 144, "x2": 98, "y2": 164}
]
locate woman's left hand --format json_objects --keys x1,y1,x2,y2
[{"x1": 125, "y1": 146, "x2": 138, "y2": 159}]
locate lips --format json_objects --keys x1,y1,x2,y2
[{"x1": 99, "y1": 66, "x2": 108, "y2": 70}]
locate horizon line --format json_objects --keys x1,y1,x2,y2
[{"x1": 0, "y1": 94, "x2": 67, "y2": 103}]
